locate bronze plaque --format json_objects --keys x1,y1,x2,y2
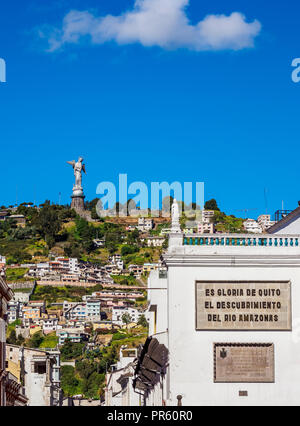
[
  {"x1": 196, "y1": 281, "x2": 291, "y2": 331},
  {"x1": 214, "y1": 343, "x2": 275, "y2": 383}
]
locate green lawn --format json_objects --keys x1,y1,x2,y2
[
  {"x1": 111, "y1": 275, "x2": 140, "y2": 286},
  {"x1": 12, "y1": 288, "x2": 33, "y2": 293},
  {"x1": 6, "y1": 267, "x2": 31, "y2": 282},
  {"x1": 39, "y1": 332, "x2": 59, "y2": 349}
]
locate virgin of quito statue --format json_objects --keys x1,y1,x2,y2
[{"x1": 67, "y1": 157, "x2": 86, "y2": 212}]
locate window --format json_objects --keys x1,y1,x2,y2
[{"x1": 34, "y1": 363, "x2": 47, "y2": 374}]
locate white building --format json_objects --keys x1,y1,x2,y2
[
  {"x1": 128, "y1": 264, "x2": 144, "y2": 277},
  {"x1": 196, "y1": 210, "x2": 215, "y2": 235},
  {"x1": 109, "y1": 254, "x2": 121, "y2": 263},
  {"x1": 12, "y1": 292, "x2": 30, "y2": 304},
  {"x1": 197, "y1": 222, "x2": 215, "y2": 234},
  {"x1": 202, "y1": 210, "x2": 215, "y2": 223},
  {"x1": 7, "y1": 301, "x2": 21, "y2": 324},
  {"x1": 257, "y1": 215, "x2": 276, "y2": 231},
  {"x1": 137, "y1": 217, "x2": 154, "y2": 232},
  {"x1": 68, "y1": 258, "x2": 79, "y2": 274},
  {"x1": 143, "y1": 263, "x2": 159, "y2": 274},
  {"x1": 63, "y1": 298, "x2": 101, "y2": 322},
  {"x1": 28, "y1": 263, "x2": 50, "y2": 278},
  {"x1": 243, "y1": 218, "x2": 262, "y2": 234},
  {"x1": 141, "y1": 236, "x2": 165, "y2": 247},
  {"x1": 105, "y1": 346, "x2": 140, "y2": 406},
  {"x1": 42, "y1": 318, "x2": 59, "y2": 334},
  {"x1": 132, "y1": 201, "x2": 300, "y2": 406},
  {"x1": 28, "y1": 258, "x2": 79, "y2": 278},
  {"x1": 6, "y1": 345, "x2": 61, "y2": 406},
  {"x1": 112, "y1": 307, "x2": 147, "y2": 326},
  {"x1": 57, "y1": 328, "x2": 88, "y2": 345},
  {"x1": 63, "y1": 302, "x2": 87, "y2": 321},
  {"x1": 109, "y1": 255, "x2": 124, "y2": 271},
  {"x1": 86, "y1": 298, "x2": 101, "y2": 321}
]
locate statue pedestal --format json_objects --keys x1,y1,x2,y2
[{"x1": 71, "y1": 194, "x2": 85, "y2": 212}]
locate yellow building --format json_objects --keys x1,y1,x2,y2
[
  {"x1": 22, "y1": 307, "x2": 40, "y2": 321},
  {"x1": 6, "y1": 346, "x2": 21, "y2": 382}
]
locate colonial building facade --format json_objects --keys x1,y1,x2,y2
[
  {"x1": 134, "y1": 201, "x2": 300, "y2": 406},
  {"x1": 6, "y1": 345, "x2": 61, "y2": 406},
  {"x1": 0, "y1": 273, "x2": 13, "y2": 406},
  {"x1": 0, "y1": 273, "x2": 27, "y2": 406}
]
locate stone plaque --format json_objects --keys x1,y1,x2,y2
[
  {"x1": 196, "y1": 281, "x2": 291, "y2": 331},
  {"x1": 214, "y1": 343, "x2": 275, "y2": 383}
]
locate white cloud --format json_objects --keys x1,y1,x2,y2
[{"x1": 46, "y1": 0, "x2": 261, "y2": 52}]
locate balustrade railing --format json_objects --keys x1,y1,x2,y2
[{"x1": 183, "y1": 235, "x2": 300, "y2": 248}]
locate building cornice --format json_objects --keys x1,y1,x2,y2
[
  {"x1": 0, "y1": 276, "x2": 13, "y2": 301},
  {"x1": 163, "y1": 254, "x2": 300, "y2": 268}
]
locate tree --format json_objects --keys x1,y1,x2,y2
[
  {"x1": 106, "y1": 242, "x2": 117, "y2": 255},
  {"x1": 16, "y1": 335, "x2": 25, "y2": 346},
  {"x1": 7, "y1": 329, "x2": 17, "y2": 345},
  {"x1": 204, "y1": 199, "x2": 220, "y2": 212},
  {"x1": 137, "y1": 314, "x2": 148, "y2": 328},
  {"x1": 85, "y1": 198, "x2": 102, "y2": 211},
  {"x1": 61, "y1": 365, "x2": 81, "y2": 396},
  {"x1": 64, "y1": 243, "x2": 82, "y2": 259},
  {"x1": 212, "y1": 211, "x2": 226, "y2": 224},
  {"x1": 60, "y1": 340, "x2": 85, "y2": 361},
  {"x1": 58, "y1": 208, "x2": 76, "y2": 222},
  {"x1": 91, "y1": 208, "x2": 99, "y2": 220},
  {"x1": 121, "y1": 245, "x2": 139, "y2": 257},
  {"x1": 32, "y1": 205, "x2": 62, "y2": 248},
  {"x1": 74, "y1": 217, "x2": 97, "y2": 253},
  {"x1": 28, "y1": 331, "x2": 44, "y2": 348},
  {"x1": 122, "y1": 313, "x2": 132, "y2": 329}
]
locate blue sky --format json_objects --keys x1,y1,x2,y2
[{"x1": 0, "y1": 0, "x2": 300, "y2": 218}]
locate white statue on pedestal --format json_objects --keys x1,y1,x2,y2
[
  {"x1": 171, "y1": 199, "x2": 181, "y2": 233},
  {"x1": 67, "y1": 157, "x2": 86, "y2": 196}
]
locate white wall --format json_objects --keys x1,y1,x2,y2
[
  {"x1": 23, "y1": 351, "x2": 50, "y2": 406},
  {"x1": 166, "y1": 263, "x2": 300, "y2": 406},
  {"x1": 147, "y1": 271, "x2": 168, "y2": 336}
]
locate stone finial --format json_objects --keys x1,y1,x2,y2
[{"x1": 171, "y1": 199, "x2": 181, "y2": 234}]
